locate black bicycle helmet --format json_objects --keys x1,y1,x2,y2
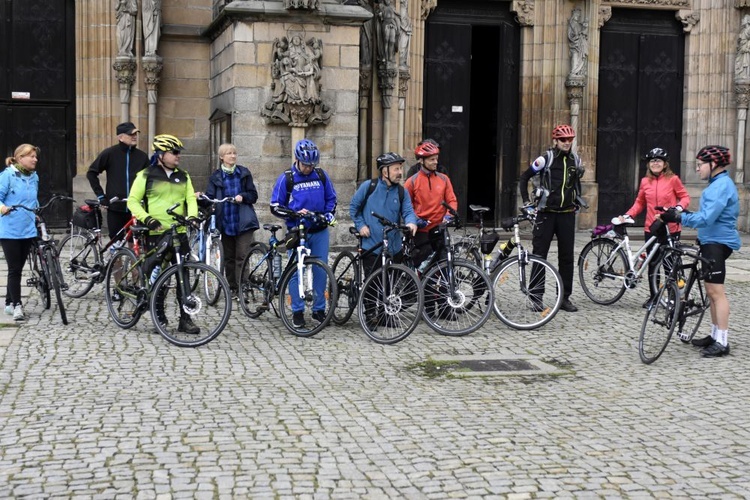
[
  {"x1": 645, "y1": 147, "x2": 669, "y2": 161},
  {"x1": 376, "y1": 152, "x2": 406, "y2": 169},
  {"x1": 696, "y1": 145, "x2": 731, "y2": 168}
]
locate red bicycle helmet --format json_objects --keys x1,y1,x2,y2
[
  {"x1": 696, "y1": 145, "x2": 731, "y2": 168},
  {"x1": 551, "y1": 125, "x2": 576, "y2": 140},
  {"x1": 414, "y1": 141, "x2": 440, "y2": 158}
]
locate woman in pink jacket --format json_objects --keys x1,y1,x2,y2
[{"x1": 618, "y1": 147, "x2": 690, "y2": 306}]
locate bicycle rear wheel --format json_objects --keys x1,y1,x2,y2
[
  {"x1": 105, "y1": 247, "x2": 144, "y2": 329},
  {"x1": 331, "y1": 250, "x2": 357, "y2": 325},
  {"x1": 639, "y1": 281, "x2": 679, "y2": 364},
  {"x1": 278, "y1": 256, "x2": 336, "y2": 337},
  {"x1": 151, "y1": 261, "x2": 232, "y2": 347},
  {"x1": 238, "y1": 242, "x2": 272, "y2": 319},
  {"x1": 674, "y1": 272, "x2": 709, "y2": 344},
  {"x1": 453, "y1": 240, "x2": 482, "y2": 268},
  {"x1": 203, "y1": 235, "x2": 224, "y2": 305},
  {"x1": 578, "y1": 238, "x2": 627, "y2": 305},
  {"x1": 422, "y1": 260, "x2": 493, "y2": 336},
  {"x1": 357, "y1": 263, "x2": 423, "y2": 344},
  {"x1": 491, "y1": 254, "x2": 562, "y2": 330},
  {"x1": 44, "y1": 246, "x2": 68, "y2": 325},
  {"x1": 58, "y1": 232, "x2": 98, "y2": 298}
]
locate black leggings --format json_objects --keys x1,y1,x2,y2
[{"x1": 1, "y1": 238, "x2": 35, "y2": 306}]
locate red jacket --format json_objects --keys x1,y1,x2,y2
[
  {"x1": 625, "y1": 174, "x2": 690, "y2": 234},
  {"x1": 405, "y1": 169, "x2": 458, "y2": 232}
]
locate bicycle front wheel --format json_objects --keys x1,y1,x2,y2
[
  {"x1": 58, "y1": 232, "x2": 97, "y2": 298},
  {"x1": 278, "y1": 257, "x2": 336, "y2": 337},
  {"x1": 104, "y1": 247, "x2": 144, "y2": 329},
  {"x1": 29, "y1": 248, "x2": 51, "y2": 309},
  {"x1": 491, "y1": 254, "x2": 562, "y2": 330},
  {"x1": 578, "y1": 238, "x2": 627, "y2": 305},
  {"x1": 357, "y1": 263, "x2": 423, "y2": 344},
  {"x1": 238, "y1": 242, "x2": 272, "y2": 319},
  {"x1": 331, "y1": 250, "x2": 357, "y2": 325},
  {"x1": 675, "y1": 273, "x2": 709, "y2": 344},
  {"x1": 151, "y1": 262, "x2": 232, "y2": 347},
  {"x1": 639, "y1": 281, "x2": 679, "y2": 364},
  {"x1": 203, "y1": 235, "x2": 224, "y2": 305},
  {"x1": 44, "y1": 246, "x2": 68, "y2": 325},
  {"x1": 422, "y1": 260, "x2": 493, "y2": 336}
]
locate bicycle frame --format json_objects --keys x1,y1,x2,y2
[{"x1": 596, "y1": 225, "x2": 669, "y2": 288}]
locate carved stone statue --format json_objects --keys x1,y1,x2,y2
[
  {"x1": 142, "y1": 0, "x2": 162, "y2": 57},
  {"x1": 398, "y1": 0, "x2": 412, "y2": 71},
  {"x1": 359, "y1": 0, "x2": 374, "y2": 70},
  {"x1": 567, "y1": 7, "x2": 589, "y2": 79},
  {"x1": 736, "y1": 15, "x2": 750, "y2": 81},
  {"x1": 375, "y1": 0, "x2": 400, "y2": 67},
  {"x1": 115, "y1": 0, "x2": 138, "y2": 58}
]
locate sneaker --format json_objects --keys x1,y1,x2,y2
[
  {"x1": 4, "y1": 304, "x2": 13, "y2": 315},
  {"x1": 13, "y1": 304, "x2": 25, "y2": 322},
  {"x1": 178, "y1": 317, "x2": 200, "y2": 335},
  {"x1": 292, "y1": 311, "x2": 306, "y2": 329},
  {"x1": 691, "y1": 335, "x2": 715, "y2": 348},
  {"x1": 701, "y1": 342, "x2": 730, "y2": 358},
  {"x1": 560, "y1": 298, "x2": 578, "y2": 312},
  {"x1": 111, "y1": 290, "x2": 122, "y2": 302},
  {"x1": 312, "y1": 310, "x2": 326, "y2": 323}
]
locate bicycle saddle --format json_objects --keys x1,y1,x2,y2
[
  {"x1": 263, "y1": 224, "x2": 282, "y2": 232},
  {"x1": 348, "y1": 226, "x2": 361, "y2": 237},
  {"x1": 469, "y1": 205, "x2": 490, "y2": 213},
  {"x1": 611, "y1": 215, "x2": 634, "y2": 226}
]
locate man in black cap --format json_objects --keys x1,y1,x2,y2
[{"x1": 87, "y1": 121, "x2": 149, "y2": 239}]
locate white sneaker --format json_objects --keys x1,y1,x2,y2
[
  {"x1": 13, "y1": 304, "x2": 25, "y2": 322},
  {"x1": 4, "y1": 304, "x2": 13, "y2": 315}
]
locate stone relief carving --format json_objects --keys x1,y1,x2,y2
[
  {"x1": 262, "y1": 35, "x2": 332, "y2": 126},
  {"x1": 420, "y1": 0, "x2": 437, "y2": 20},
  {"x1": 567, "y1": 7, "x2": 589, "y2": 79},
  {"x1": 737, "y1": 15, "x2": 750, "y2": 82},
  {"x1": 598, "y1": 6, "x2": 612, "y2": 28},
  {"x1": 398, "y1": 0, "x2": 412, "y2": 71},
  {"x1": 115, "y1": 0, "x2": 138, "y2": 58},
  {"x1": 359, "y1": 0, "x2": 374, "y2": 71},
  {"x1": 143, "y1": 0, "x2": 162, "y2": 57},
  {"x1": 675, "y1": 9, "x2": 700, "y2": 33},
  {"x1": 284, "y1": 0, "x2": 319, "y2": 11},
  {"x1": 113, "y1": 58, "x2": 137, "y2": 103},
  {"x1": 510, "y1": 0, "x2": 534, "y2": 27}
]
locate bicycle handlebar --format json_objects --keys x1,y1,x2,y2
[
  {"x1": 500, "y1": 210, "x2": 535, "y2": 231},
  {"x1": 371, "y1": 211, "x2": 414, "y2": 234},
  {"x1": 4, "y1": 194, "x2": 75, "y2": 216},
  {"x1": 197, "y1": 194, "x2": 239, "y2": 205}
]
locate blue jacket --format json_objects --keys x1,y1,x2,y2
[
  {"x1": 681, "y1": 171, "x2": 741, "y2": 250},
  {"x1": 269, "y1": 164, "x2": 337, "y2": 231},
  {"x1": 204, "y1": 165, "x2": 260, "y2": 234},
  {"x1": 0, "y1": 166, "x2": 39, "y2": 239},
  {"x1": 350, "y1": 179, "x2": 417, "y2": 254}
]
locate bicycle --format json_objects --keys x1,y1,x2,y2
[
  {"x1": 188, "y1": 194, "x2": 238, "y2": 304},
  {"x1": 331, "y1": 214, "x2": 424, "y2": 344},
  {"x1": 407, "y1": 204, "x2": 494, "y2": 336},
  {"x1": 5, "y1": 194, "x2": 76, "y2": 325},
  {"x1": 638, "y1": 244, "x2": 713, "y2": 364},
  {"x1": 104, "y1": 204, "x2": 232, "y2": 347},
  {"x1": 58, "y1": 198, "x2": 142, "y2": 298},
  {"x1": 489, "y1": 209, "x2": 563, "y2": 330},
  {"x1": 237, "y1": 208, "x2": 337, "y2": 337},
  {"x1": 453, "y1": 204, "x2": 508, "y2": 273},
  {"x1": 578, "y1": 213, "x2": 680, "y2": 305}
]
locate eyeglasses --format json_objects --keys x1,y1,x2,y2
[
  {"x1": 127, "y1": 132, "x2": 139, "y2": 137},
  {"x1": 557, "y1": 137, "x2": 574, "y2": 143},
  {"x1": 170, "y1": 150, "x2": 182, "y2": 155}
]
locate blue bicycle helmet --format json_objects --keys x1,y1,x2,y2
[{"x1": 294, "y1": 139, "x2": 320, "y2": 165}]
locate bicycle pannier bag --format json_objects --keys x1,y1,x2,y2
[
  {"x1": 480, "y1": 232, "x2": 500, "y2": 254},
  {"x1": 284, "y1": 228, "x2": 301, "y2": 250},
  {"x1": 71, "y1": 205, "x2": 101, "y2": 229}
]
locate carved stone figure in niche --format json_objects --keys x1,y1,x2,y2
[
  {"x1": 567, "y1": 7, "x2": 589, "y2": 79},
  {"x1": 398, "y1": 0, "x2": 412, "y2": 71},
  {"x1": 375, "y1": 0, "x2": 400, "y2": 66},
  {"x1": 736, "y1": 15, "x2": 750, "y2": 81},
  {"x1": 142, "y1": 0, "x2": 162, "y2": 57},
  {"x1": 359, "y1": 0, "x2": 374, "y2": 69},
  {"x1": 115, "y1": 0, "x2": 138, "y2": 58}
]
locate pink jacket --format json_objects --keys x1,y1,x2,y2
[{"x1": 626, "y1": 174, "x2": 690, "y2": 234}]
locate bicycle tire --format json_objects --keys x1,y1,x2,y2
[
  {"x1": 44, "y1": 245, "x2": 68, "y2": 325},
  {"x1": 58, "y1": 232, "x2": 98, "y2": 298},
  {"x1": 674, "y1": 271, "x2": 709, "y2": 344},
  {"x1": 238, "y1": 242, "x2": 272, "y2": 319},
  {"x1": 30, "y1": 248, "x2": 51, "y2": 309},
  {"x1": 491, "y1": 254, "x2": 562, "y2": 330},
  {"x1": 151, "y1": 261, "x2": 232, "y2": 347},
  {"x1": 104, "y1": 247, "x2": 144, "y2": 329},
  {"x1": 331, "y1": 250, "x2": 357, "y2": 325},
  {"x1": 578, "y1": 238, "x2": 627, "y2": 305},
  {"x1": 203, "y1": 235, "x2": 224, "y2": 305},
  {"x1": 453, "y1": 240, "x2": 482, "y2": 268},
  {"x1": 639, "y1": 281, "x2": 679, "y2": 364},
  {"x1": 278, "y1": 256, "x2": 336, "y2": 337},
  {"x1": 421, "y1": 260, "x2": 493, "y2": 336},
  {"x1": 357, "y1": 263, "x2": 423, "y2": 344},
  {"x1": 649, "y1": 246, "x2": 686, "y2": 298}
]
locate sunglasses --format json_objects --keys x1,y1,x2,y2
[
  {"x1": 170, "y1": 150, "x2": 182, "y2": 155},
  {"x1": 557, "y1": 137, "x2": 574, "y2": 143}
]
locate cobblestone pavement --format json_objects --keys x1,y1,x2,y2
[{"x1": 1, "y1": 231, "x2": 749, "y2": 498}]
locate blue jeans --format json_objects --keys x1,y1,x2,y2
[{"x1": 288, "y1": 228, "x2": 329, "y2": 313}]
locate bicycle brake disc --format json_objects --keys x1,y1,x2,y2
[{"x1": 182, "y1": 295, "x2": 202, "y2": 315}]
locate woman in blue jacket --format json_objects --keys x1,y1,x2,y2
[
  {"x1": 203, "y1": 143, "x2": 259, "y2": 296},
  {"x1": 0, "y1": 144, "x2": 41, "y2": 321},
  {"x1": 661, "y1": 145, "x2": 741, "y2": 358}
]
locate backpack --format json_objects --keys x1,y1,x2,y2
[
  {"x1": 284, "y1": 167, "x2": 328, "y2": 204},
  {"x1": 358, "y1": 178, "x2": 405, "y2": 215},
  {"x1": 532, "y1": 149, "x2": 587, "y2": 210}
]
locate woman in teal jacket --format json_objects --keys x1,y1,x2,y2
[{"x1": 0, "y1": 144, "x2": 41, "y2": 321}]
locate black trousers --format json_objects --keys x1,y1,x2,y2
[
  {"x1": 645, "y1": 230, "x2": 680, "y2": 298},
  {"x1": 1, "y1": 238, "x2": 34, "y2": 306},
  {"x1": 531, "y1": 211, "x2": 576, "y2": 299},
  {"x1": 107, "y1": 210, "x2": 133, "y2": 240}
]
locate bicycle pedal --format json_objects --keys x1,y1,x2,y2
[
  {"x1": 258, "y1": 303, "x2": 270, "y2": 312},
  {"x1": 676, "y1": 331, "x2": 689, "y2": 342}
]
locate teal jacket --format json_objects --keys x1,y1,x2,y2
[{"x1": 0, "y1": 166, "x2": 39, "y2": 239}]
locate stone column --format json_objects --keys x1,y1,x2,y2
[
  {"x1": 398, "y1": 71, "x2": 410, "y2": 155},
  {"x1": 359, "y1": 69, "x2": 372, "y2": 182},
  {"x1": 112, "y1": 57, "x2": 137, "y2": 122},
  {"x1": 566, "y1": 79, "x2": 585, "y2": 153},
  {"x1": 735, "y1": 83, "x2": 750, "y2": 184},
  {"x1": 142, "y1": 56, "x2": 163, "y2": 148}
]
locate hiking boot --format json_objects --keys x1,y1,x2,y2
[
  {"x1": 560, "y1": 298, "x2": 578, "y2": 312},
  {"x1": 13, "y1": 304, "x2": 25, "y2": 322},
  {"x1": 691, "y1": 335, "x2": 715, "y2": 347},
  {"x1": 312, "y1": 310, "x2": 326, "y2": 323},
  {"x1": 701, "y1": 342, "x2": 730, "y2": 358},
  {"x1": 4, "y1": 304, "x2": 13, "y2": 315},
  {"x1": 292, "y1": 311, "x2": 306, "y2": 329},
  {"x1": 178, "y1": 317, "x2": 200, "y2": 335}
]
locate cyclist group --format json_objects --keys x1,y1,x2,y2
[{"x1": 1, "y1": 121, "x2": 742, "y2": 358}]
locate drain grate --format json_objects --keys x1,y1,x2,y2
[
  {"x1": 429, "y1": 354, "x2": 569, "y2": 377},
  {"x1": 455, "y1": 358, "x2": 538, "y2": 372}
]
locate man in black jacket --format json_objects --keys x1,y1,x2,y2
[{"x1": 87, "y1": 122, "x2": 150, "y2": 239}]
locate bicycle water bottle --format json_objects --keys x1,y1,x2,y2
[
  {"x1": 39, "y1": 222, "x2": 51, "y2": 242},
  {"x1": 499, "y1": 240, "x2": 516, "y2": 259},
  {"x1": 109, "y1": 240, "x2": 124, "y2": 256},
  {"x1": 149, "y1": 265, "x2": 161, "y2": 285},
  {"x1": 272, "y1": 253, "x2": 282, "y2": 280},
  {"x1": 417, "y1": 251, "x2": 435, "y2": 274},
  {"x1": 635, "y1": 251, "x2": 647, "y2": 271}
]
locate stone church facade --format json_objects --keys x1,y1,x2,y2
[{"x1": 57, "y1": 0, "x2": 750, "y2": 236}]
